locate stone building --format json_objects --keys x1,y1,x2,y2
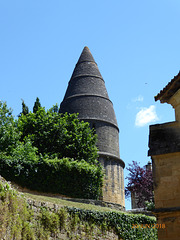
[
  {"x1": 60, "y1": 47, "x2": 125, "y2": 208},
  {"x1": 148, "y1": 71, "x2": 180, "y2": 239}
]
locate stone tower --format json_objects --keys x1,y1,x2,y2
[{"x1": 60, "y1": 47, "x2": 125, "y2": 207}]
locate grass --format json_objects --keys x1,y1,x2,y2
[
  {"x1": 22, "y1": 191, "x2": 156, "y2": 221},
  {"x1": 23, "y1": 191, "x2": 124, "y2": 213}
]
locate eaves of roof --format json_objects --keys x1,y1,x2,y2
[{"x1": 155, "y1": 71, "x2": 180, "y2": 103}]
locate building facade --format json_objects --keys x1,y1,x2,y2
[
  {"x1": 148, "y1": 71, "x2": 180, "y2": 240},
  {"x1": 60, "y1": 47, "x2": 125, "y2": 208}
]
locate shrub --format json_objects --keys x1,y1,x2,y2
[{"x1": 0, "y1": 156, "x2": 103, "y2": 200}]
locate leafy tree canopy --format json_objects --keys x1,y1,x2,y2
[
  {"x1": 0, "y1": 101, "x2": 20, "y2": 154},
  {"x1": 125, "y1": 160, "x2": 154, "y2": 208},
  {"x1": 0, "y1": 100, "x2": 98, "y2": 164},
  {"x1": 33, "y1": 97, "x2": 41, "y2": 113},
  {"x1": 21, "y1": 99, "x2": 29, "y2": 116},
  {"x1": 0, "y1": 100, "x2": 101, "y2": 199},
  {"x1": 17, "y1": 105, "x2": 98, "y2": 164}
]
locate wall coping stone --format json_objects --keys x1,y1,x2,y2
[{"x1": 153, "y1": 206, "x2": 180, "y2": 213}]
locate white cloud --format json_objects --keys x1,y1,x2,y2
[
  {"x1": 132, "y1": 95, "x2": 144, "y2": 102},
  {"x1": 135, "y1": 105, "x2": 159, "y2": 127}
]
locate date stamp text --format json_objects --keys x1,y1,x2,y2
[{"x1": 132, "y1": 224, "x2": 166, "y2": 229}]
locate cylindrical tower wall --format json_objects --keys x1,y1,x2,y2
[
  {"x1": 99, "y1": 156, "x2": 125, "y2": 206},
  {"x1": 88, "y1": 120, "x2": 120, "y2": 158}
]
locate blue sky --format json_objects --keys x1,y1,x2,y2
[{"x1": 0, "y1": 0, "x2": 179, "y2": 210}]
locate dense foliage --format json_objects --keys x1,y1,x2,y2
[
  {"x1": 125, "y1": 161, "x2": 154, "y2": 208},
  {"x1": 0, "y1": 101, "x2": 20, "y2": 155},
  {"x1": 0, "y1": 100, "x2": 102, "y2": 199},
  {"x1": 0, "y1": 156, "x2": 103, "y2": 199},
  {"x1": 33, "y1": 97, "x2": 41, "y2": 113},
  {"x1": 67, "y1": 207, "x2": 158, "y2": 240},
  {"x1": 17, "y1": 106, "x2": 98, "y2": 164}
]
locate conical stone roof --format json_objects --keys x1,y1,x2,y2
[
  {"x1": 60, "y1": 46, "x2": 118, "y2": 129},
  {"x1": 60, "y1": 48, "x2": 125, "y2": 206}
]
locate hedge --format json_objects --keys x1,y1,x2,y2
[{"x1": 0, "y1": 157, "x2": 103, "y2": 200}]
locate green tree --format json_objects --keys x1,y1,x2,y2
[
  {"x1": 11, "y1": 140, "x2": 38, "y2": 163},
  {"x1": 33, "y1": 97, "x2": 41, "y2": 113},
  {"x1": 0, "y1": 101, "x2": 102, "y2": 199},
  {"x1": 20, "y1": 99, "x2": 29, "y2": 116},
  {"x1": 0, "y1": 101, "x2": 19, "y2": 154},
  {"x1": 17, "y1": 107, "x2": 98, "y2": 164},
  {"x1": 49, "y1": 104, "x2": 59, "y2": 113}
]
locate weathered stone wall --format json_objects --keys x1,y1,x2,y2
[
  {"x1": 152, "y1": 152, "x2": 180, "y2": 209},
  {"x1": 154, "y1": 210, "x2": 180, "y2": 240},
  {"x1": 99, "y1": 156, "x2": 125, "y2": 207},
  {"x1": 148, "y1": 122, "x2": 180, "y2": 156},
  {"x1": 63, "y1": 77, "x2": 109, "y2": 100},
  {"x1": 148, "y1": 88, "x2": 180, "y2": 239},
  {"x1": 89, "y1": 120, "x2": 120, "y2": 158},
  {"x1": 60, "y1": 95, "x2": 118, "y2": 128},
  {"x1": 26, "y1": 198, "x2": 120, "y2": 240}
]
